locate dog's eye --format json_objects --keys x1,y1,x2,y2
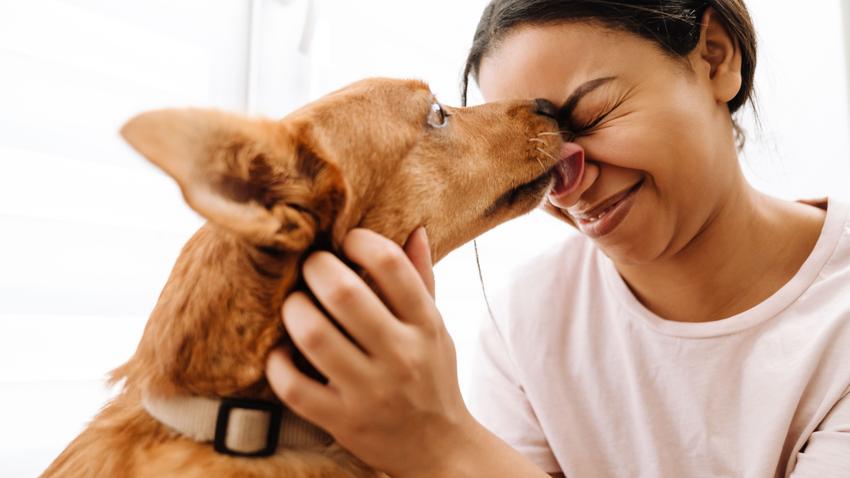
[{"x1": 427, "y1": 102, "x2": 449, "y2": 128}]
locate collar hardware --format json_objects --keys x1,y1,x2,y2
[
  {"x1": 142, "y1": 393, "x2": 333, "y2": 458},
  {"x1": 214, "y1": 397, "x2": 283, "y2": 457}
]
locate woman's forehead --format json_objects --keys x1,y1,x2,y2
[{"x1": 477, "y1": 23, "x2": 654, "y2": 104}]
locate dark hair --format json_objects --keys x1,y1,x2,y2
[{"x1": 461, "y1": 0, "x2": 757, "y2": 144}]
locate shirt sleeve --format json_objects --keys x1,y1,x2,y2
[
  {"x1": 790, "y1": 389, "x2": 850, "y2": 477},
  {"x1": 466, "y1": 312, "x2": 561, "y2": 473}
]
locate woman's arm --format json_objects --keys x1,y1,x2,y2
[
  {"x1": 789, "y1": 389, "x2": 850, "y2": 476},
  {"x1": 265, "y1": 227, "x2": 552, "y2": 478}
]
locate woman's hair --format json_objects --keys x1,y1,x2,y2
[{"x1": 461, "y1": 0, "x2": 757, "y2": 143}]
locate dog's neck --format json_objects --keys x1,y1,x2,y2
[{"x1": 115, "y1": 223, "x2": 308, "y2": 401}]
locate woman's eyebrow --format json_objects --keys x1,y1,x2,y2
[{"x1": 558, "y1": 76, "x2": 618, "y2": 119}]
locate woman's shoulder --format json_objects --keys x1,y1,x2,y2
[
  {"x1": 767, "y1": 197, "x2": 850, "y2": 325},
  {"x1": 813, "y1": 197, "x2": 850, "y2": 277}
]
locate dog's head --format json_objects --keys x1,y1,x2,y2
[{"x1": 122, "y1": 78, "x2": 577, "y2": 261}]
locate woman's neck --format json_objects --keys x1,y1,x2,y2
[{"x1": 615, "y1": 183, "x2": 826, "y2": 323}]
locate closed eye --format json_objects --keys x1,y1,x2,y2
[
  {"x1": 572, "y1": 106, "x2": 612, "y2": 132},
  {"x1": 569, "y1": 94, "x2": 628, "y2": 135}
]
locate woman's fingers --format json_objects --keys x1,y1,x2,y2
[
  {"x1": 265, "y1": 227, "x2": 468, "y2": 476},
  {"x1": 265, "y1": 347, "x2": 340, "y2": 430},
  {"x1": 301, "y1": 251, "x2": 402, "y2": 357},
  {"x1": 282, "y1": 292, "x2": 370, "y2": 386},
  {"x1": 342, "y1": 228, "x2": 438, "y2": 326},
  {"x1": 403, "y1": 227, "x2": 436, "y2": 298}
]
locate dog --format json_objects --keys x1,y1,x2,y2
[{"x1": 41, "y1": 78, "x2": 581, "y2": 477}]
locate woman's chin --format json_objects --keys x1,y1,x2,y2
[{"x1": 590, "y1": 219, "x2": 665, "y2": 267}]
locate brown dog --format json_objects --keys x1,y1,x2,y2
[{"x1": 41, "y1": 78, "x2": 580, "y2": 477}]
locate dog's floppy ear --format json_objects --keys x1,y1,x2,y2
[{"x1": 121, "y1": 108, "x2": 349, "y2": 251}]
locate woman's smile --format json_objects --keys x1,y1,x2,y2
[{"x1": 570, "y1": 178, "x2": 644, "y2": 238}]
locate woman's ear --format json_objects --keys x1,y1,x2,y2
[
  {"x1": 121, "y1": 108, "x2": 350, "y2": 251},
  {"x1": 694, "y1": 7, "x2": 743, "y2": 104}
]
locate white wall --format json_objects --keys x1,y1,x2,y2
[
  {"x1": 1, "y1": 1, "x2": 848, "y2": 476},
  {"x1": 738, "y1": 1, "x2": 850, "y2": 199},
  {"x1": 0, "y1": 1, "x2": 250, "y2": 475}
]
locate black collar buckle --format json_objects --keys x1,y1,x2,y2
[{"x1": 213, "y1": 397, "x2": 283, "y2": 457}]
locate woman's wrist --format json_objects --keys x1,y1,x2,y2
[{"x1": 398, "y1": 412, "x2": 550, "y2": 478}]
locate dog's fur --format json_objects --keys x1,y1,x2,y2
[{"x1": 42, "y1": 78, "x2": 564, "y2": 477}]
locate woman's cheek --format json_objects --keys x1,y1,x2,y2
[{"x1": 576, "y1": 119, "x2": 647, "y2": 171}]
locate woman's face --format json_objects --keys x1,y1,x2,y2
[{"x1": 478, "y1": 22, "x2": 741, "y2": 265}]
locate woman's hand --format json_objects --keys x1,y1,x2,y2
[{"x1": 265, "y1": 227, "x2": 477, "y2": 477}]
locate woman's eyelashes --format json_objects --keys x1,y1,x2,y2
[
  {"x1": 558, "y1": 110, "x2": 604, "y2": 137},
  {"x1": 562, "y1": 96, "x2": 627, "y2": 136}
]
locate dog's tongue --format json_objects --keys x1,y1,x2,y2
[{"x1": 550, "y1": 145, "x2": 585, "y2": 198}]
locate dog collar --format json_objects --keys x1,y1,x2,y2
[{"x1": 142, "y1": 394, "x2": 332, "y2": 457}]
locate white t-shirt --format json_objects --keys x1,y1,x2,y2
[{"x1": 468, "y1": 198, "x2": 850, "y2": 478}]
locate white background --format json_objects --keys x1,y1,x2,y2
[{"x1": 1, "y1": 1, "x2": 848, "y2": 476}]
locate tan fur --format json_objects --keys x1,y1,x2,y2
[{"x1": 42, "y1": 78, "x2": 564, "y2": 477}]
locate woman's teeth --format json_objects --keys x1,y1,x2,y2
[
  {"x1": 583, "y1": 203, "x2": 617, "y2": 222},
  {"x1": 579, "y1": 179, "x2": 643, "y2": 223}
]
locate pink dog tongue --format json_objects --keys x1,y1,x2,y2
[{"x1": 551, "y1": 146, "x2": 585, "y2": 197}]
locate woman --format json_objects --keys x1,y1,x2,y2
[{"x1": 266, "y1": 1, "x2": 850, "y2": 476}]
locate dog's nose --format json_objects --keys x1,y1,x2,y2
[{"x1": 533, "y1": 98, "x2": 559, "y2": 119}]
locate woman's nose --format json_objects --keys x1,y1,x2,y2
[{"x1": 533, "y1": 98, "x2": 559, "y2": 119}]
